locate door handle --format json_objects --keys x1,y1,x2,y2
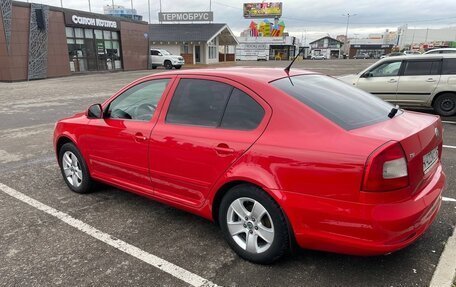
[
  {"x1": 214, "y1": 143, "x2": 235, "y2": 155},
  {"x1": 134, "y1": 133, "x2": 147, "y2": 142},
  {"x1": 387, "y1": 79, "x2": 397, "y2": 83},
  {"x1": 426, "y1": 78, "x2": 436, "y2": 82}
]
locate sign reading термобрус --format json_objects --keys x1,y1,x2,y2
[{"x1": 158, "y1": 12, "x2": 213, "y2": 22}]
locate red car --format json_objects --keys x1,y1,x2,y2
[{"x1": 54, "y1": 68, "x2": 445, "y2": 264}]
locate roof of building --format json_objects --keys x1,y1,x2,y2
[
  {"x1": 149, "y1": 23, "x2": 238, "y2": 45},
  {"x1": 309, "y1": 36, "x2": 343, "y2": 44}
]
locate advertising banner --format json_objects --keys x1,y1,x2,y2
[{"x1": 243, "y1": 2, "x2": 282, "y2": 18}]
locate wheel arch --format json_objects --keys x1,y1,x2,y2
[
  {"x1": 431, "y1": 91, "x2": 456, "y2": 106},
  {"x1": 210, "y1": 179, "x2": 297, "y2": 251}
]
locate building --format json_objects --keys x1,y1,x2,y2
[
  {"x1": 0, "y1": 1, "x2": 149, "y2": 82},
  {"x1": 236, "y1": 36, "x2": 300, "y2": 61},
  {"x1": 397, "y1": 25, "x2": 456, "y2": 49},
  {"x1": 309, "y1": 36, "x2": 342, "y2": 59},
  {"x1": 103, "y1": 5, "x2": 142, "y2": 21},
  {"x1": 148, "y1": 24, "x2": 238, "y2": 65},
  {"x1": 348, "y1": 30, "x2": 397, "y2": 58}
]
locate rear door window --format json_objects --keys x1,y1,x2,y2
[
  {"x1": 442, "y1": 58, "x2": 456, "y2": 74},
  {"x1": 271, "y1": 75, "x2": 395, "y2": 130},
  {"x1": 403, "y1": 60, "x2": 440, "y2": 76}
]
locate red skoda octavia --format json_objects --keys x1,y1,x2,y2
[{"x1": 54, "y1": 68, "x2": 445, "y2": 264}]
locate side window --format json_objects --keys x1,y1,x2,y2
[
  {"x1": 442, "y1": 59, "x2": 456, "y2": 74},
  {"x1": 221, "y1": 89, "x2": 265, "y2": 130},
  {"x1": 370, "y1": 61, "x2": 401, "y2": 77},
  {"x1": 403, "y1": 61, "x2": 440, "y2": 76},
  {"x1": 151, "y1": 50, "x2": 158, "y2": 56},
  {"x1": 107, "y1": 79, "x2": 170, "y2": 121},
  {"x1": 166, "y1": 79, "x2": 233, "y2": 127}
]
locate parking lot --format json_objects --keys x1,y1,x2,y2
[{"x1": 0, "y1": 59, "x2": 455, "y2": 286}]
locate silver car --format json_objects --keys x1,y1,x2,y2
[{"x1": 339, "y1": 54, "x2": 456, "y2": 116}]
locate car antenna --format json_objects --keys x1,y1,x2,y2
[{"x1": 284, "y1": 47, "x2": 305, "y2": 86}]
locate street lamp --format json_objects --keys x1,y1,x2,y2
[{"x1": 343, "y1": 13, "x2": 357, "y2": 58}]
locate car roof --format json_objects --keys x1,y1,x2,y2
[
  {"x1": 379, "y1": 53, "x2": 456, "y2": 61},
  {"x1": 148, "y1": 67, "x2": 318, "y2": 84}
]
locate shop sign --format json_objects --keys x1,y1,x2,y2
[
  {"x1": 158, "y1": 12, "x2": 214, "y2": 22},
  {"x1": 65, "y1": 12, "x2": 119, "y2": 30}
]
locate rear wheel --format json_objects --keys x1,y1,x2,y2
[
  {"x1": 59, "y1": 143, "x2": 93, "y2": 194},
  {"x1": 164, "y1": 61, "x2": 173, "y2": 70},
  {"x1": 433, "y1": 93, "x2": 456, "y2": 116},
  {"x1": 151, "y1": 65, "x2": 157, "y2": 69},
  {"x1": 219, "y1": 184, "x2": 289, "y2": 264},
  {"x1": 174, "y1": 65, "x2": 182, "y2": 69}
]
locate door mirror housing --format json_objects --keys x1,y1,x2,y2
[
  {"x1": 87, "y1": 104, "x2": 103, "y2": 119},
  {"x1": 362, "y1": 72, "x2": 373, "y2": 78}
]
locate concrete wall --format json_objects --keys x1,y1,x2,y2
[{"x1": 120, "y1": 21, "x2": 148, "y2": 71}]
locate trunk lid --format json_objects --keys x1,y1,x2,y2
[{"x1": 351, "y1": 111, "x2": 443, "y2": 193}]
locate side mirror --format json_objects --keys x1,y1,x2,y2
[
  {"x1": 87, "y1": 104, "x2": 103, "y2": 119},
  {"x1": 157, "y1": 53, "x2": 162, "y2": 56},
  {"x1": 362, "y1": 72, "x2": 373, "y2": 78}
]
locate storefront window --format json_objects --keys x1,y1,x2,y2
[
  {"x1": 84, "y1": 29, "x2": 93, "y2": 39},
  {"x1": 66, "y1": 26, "x2": 122, "y2": 73},
  {"x1": 74, "y1": 28, "x2": 84, "y2": 38},
  {"x1": 65, "y1": 27, "x2": 74, "y2": 38},
  {"x1": 94, "y1": 30, "x2": 103, "y2": 39},
  {"x1": 103, "y1": 30, "x2": 111, "y2": 40}
]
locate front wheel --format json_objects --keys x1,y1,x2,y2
[
  {"x1": 219, "y1": 184, "x2": 289, "y2": 264},
  {"x1": 59, "y1": 143, "x2": 93, "y2": 194},
  {"x1": 174, "y1": 65, "x2": 182, "y2": 69},
  {"x1": 433, "y1": 93, "x2": 456, "y2": 116}
]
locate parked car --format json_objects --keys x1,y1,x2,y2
[
  {"x1": 404, "y1": 51, "x2": 421, "y2": 55},
  {"x1": 311, "y1": 55, "x2": 326, "y2": 60},
  {"x1": 339, "y1": 54, "x2": 456, "y2": 116},
  {"x1": 381, "y1": 52, "x2": 405, "y2": 59},
  {"x1": 54, "y1": 68, "x2": 445, "y2": 264},
  {"x1": 353, "y1": 53, "x2": 369, "y2": 59},
  {"x1": 424, "y1": 48, "x2": 456, "y2": 55},
  {"x1": 150, "y1": 49, "x2": 185, "y2": 70},
  {"x1": 257, "y1": 51, "x2": 269, "y2": 61}
]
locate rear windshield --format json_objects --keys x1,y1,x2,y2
[{"x1": 271, "y1": 75, "x2": 395, "y2": 130}]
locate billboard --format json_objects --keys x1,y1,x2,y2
[{"x1": 243, "y1": 2, "x2": 282, "y2": 18}]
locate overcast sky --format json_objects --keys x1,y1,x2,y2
[{"x1": 21, "y1": 0, "x2": 456, "y2": 42}]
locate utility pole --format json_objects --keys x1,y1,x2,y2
[
  {"x1": 60, "y1": 0, "x2": 63, "y2": 8},
  {"x1": 131, "y1": 0, "x2": 133, "y2": 10},
  {"x1": 343, "y1": 13, "x2": 357, "y2": 58},
  {"x1": 148, "y1": 0, "x2": 151, "y2": 23},
  {"x1": 88, "y1": 0, "x2": 91, "y2": 12}
]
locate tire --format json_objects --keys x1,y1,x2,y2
[
  {"x1": 151, "y1": 65, "x2": 157, "y2": 70},
  {"x1": 433, "y1": 93, "x2": 456, "y2": 116},
  {"x1": 174, "y1": 65, "x2": 182, "y2": 69},
  {"x1": 164, "y1": 61, "x2": 173, "y2": 70},
  {"x1": 218, "y1": 184, "x2": 289, "y2": 264},
  {"x1": 58, "y1": 143, "x2": 93, "y2": 194}
]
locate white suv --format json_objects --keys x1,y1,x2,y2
[
  {"x1": 339, "y1": 54, "x2": 456, "y2": 116},
  {"x1": 150, "y1": 49, "x2": 185, "y2": 70}
]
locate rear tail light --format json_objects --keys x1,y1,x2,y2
[{"x1": 362, "y1": 141, "x2": 409, "y2": 192}]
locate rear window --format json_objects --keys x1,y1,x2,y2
[{"x1": 271, "y1": 75, "x2": 395, "y2": 130}]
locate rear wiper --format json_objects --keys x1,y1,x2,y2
[{"x1": 388, "y1": 105, "x2": 400, "y2": 118}]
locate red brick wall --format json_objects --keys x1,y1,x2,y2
[
  {"x1": 47, "y1": 10, "x2": 70, "y2": 78},
  {"x1": 120, "y1": 21, "x2": 148, "y2": 71},
  {"x1": 0, "y1": 8, "x2": 11, "y2": 81},
  {"x1": 181, "y1": 53, "x2": 193, "y2": 64}
]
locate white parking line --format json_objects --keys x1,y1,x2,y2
[
  {"x1": 443, "y1": 145, "x2": 456, "y2": 149},
  {"x1": 0, "y1": 183, "x2": 218, "y2": 287},
  {"x1": 443, "y1": 197, "x2": 456, "y2": 202},
  {"x1": 442, "y1": 121, "x2": 456, "y2": 125},
  {"x1": 430, "y1": 226, "x2": 456, "y2": 287}
]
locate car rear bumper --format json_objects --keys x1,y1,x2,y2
[{"x1": 282, "y1": 164, "x2": 445, "y2": 255}]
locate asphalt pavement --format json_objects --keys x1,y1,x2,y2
[{"x1": 0, "y1": 60, "x2": 455, "y2": 286}]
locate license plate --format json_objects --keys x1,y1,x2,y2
[{"x1": 423, "y1": 147, "x2": 438, "y2": 174}]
